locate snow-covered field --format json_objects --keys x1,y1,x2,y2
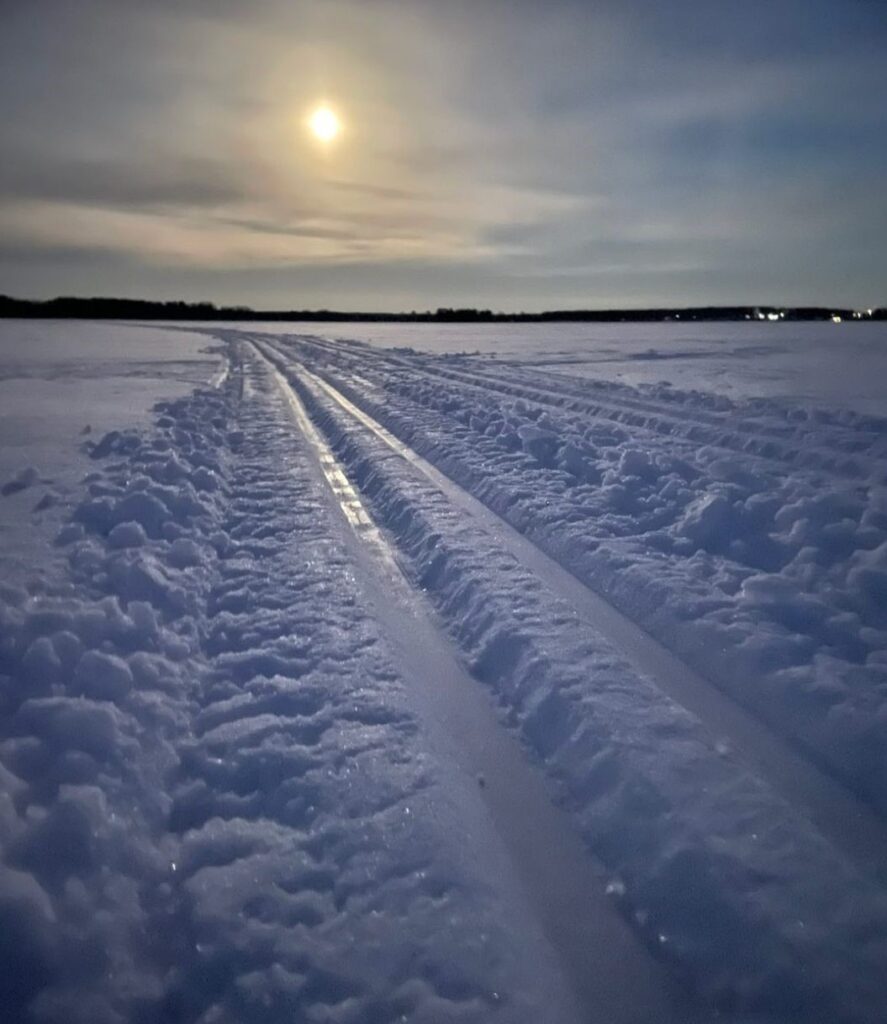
[
  {"x1": 0, "y1": 322, "x2": 220, "y2": 587},
  {"x1": 250, "y1": 320, "x2": 887, "y2": 415},
  {"x1": 2, "y1": 318, "x2": 887, "y2": 1023}
]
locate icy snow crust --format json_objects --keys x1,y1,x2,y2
[{"x1": 4, "y1": 322, "x2": 887, "y2": 1022}]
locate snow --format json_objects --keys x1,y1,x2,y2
[
  {"x1": 0, "y1": 320, "x2": 221, "y2": 588},
  {"x1": 265, "y1": 331, "x2": 887, "y2": 818},
  {"x1": 0, "y1": 340, "x2": 597, "y2": 1023},
  {"x1": 263, "y1": 338, "x2": 887, "y2": 1018},
  {"x1": 246, "y1": 319, "x2": 887, "y2": 415},
  {"x1": 3, "y1": 318, "x2": 887, "y2": 1022}
]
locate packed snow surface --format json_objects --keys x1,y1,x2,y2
[
  {"x1": 3, "y1": 319, "x2": 887, "y2": 1023},
  {"x1": 246, "y1": 319, "x2": 887, "y2": 416}
]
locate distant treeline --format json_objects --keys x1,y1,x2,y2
[{"x1": 0, "y1": 294, "x2": 884, "y2": 323}]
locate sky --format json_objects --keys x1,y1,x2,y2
[{"x1": 0, "y1": 0, "x2": 885, "y2": 312}]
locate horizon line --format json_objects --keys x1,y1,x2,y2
[{"x1": 1, "y1": 294, "x2": 884, "y2": 324}]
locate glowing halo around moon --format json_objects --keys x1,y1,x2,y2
[{"x1": 308, "y1": 106, "x2": 342, "y2": 144}]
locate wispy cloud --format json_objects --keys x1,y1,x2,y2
[{"x1": 0, "y1": 0, "x2": 884, "y2": 307}]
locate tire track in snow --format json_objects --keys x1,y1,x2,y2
[
  {"x1": 257, "y1": 337, "x2": 887, "y2": 884},
  {"x1": 208, "y1": 354, "x2": 230, "y2": 389},
  {"x1": 295, "y1": 333, "x2": 885, "y2": 482},
  {"x1": 290, "y1": 332, "x2": 887, "y2": 481},
  {"x1": 249, "y1": 341, "x2": 704, "y2": 1024},
  {"x1": 275, "y1": 332, "x2": 887, "y2": 828},
  {"x1": 174, "y1": 350, "x2": 591, "y2": 1023}
]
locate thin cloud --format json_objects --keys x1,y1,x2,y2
[
  {"x1": 0, "y1": 0, "x2": 884, "y2": 308},
  {"x1": 0, "y1": 157, "x2": 243, "y2": 211}
]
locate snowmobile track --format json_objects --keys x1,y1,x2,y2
[
  {"x1": 292, "y1": 333, "x2": 887, "y2": 481},
  {"x1": 249, "y1": 341, "x2": 702, "y2": 1024},
  {"x1": 255, "y1": 336, "x2": 887, "y2": 884}
]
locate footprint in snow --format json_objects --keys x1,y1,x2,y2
[{"x1": 1, "y1": 466, "x2": 39, "y2": 497}]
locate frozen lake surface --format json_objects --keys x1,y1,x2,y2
[
  {"x1": 2, "y1": 319, "x2": 887, "y2": 1024},
  {"x1": 0, "y1": 320, "x2": 219, "y2": 584},
  {"x1": 247, "y1": 319, "x2": 887, "y2": 415}
]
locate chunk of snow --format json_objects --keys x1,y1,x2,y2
[{"x1": 2, "y1": 466, "x2": 39, "y2": 497}]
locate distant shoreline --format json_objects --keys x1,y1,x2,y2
[{"x1": 1, "y1": 294, "x2": 883, "y2": 323}]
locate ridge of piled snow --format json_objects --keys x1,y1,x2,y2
[
  {"x1": 7, "y1": 321, "x2": 887, "y2": 1023},
  {"x1": 0, "y1": 321, "x2": 223, "y2": 591},
  {"x1": 271, "y1": 347, "x2": 887, "y2": 1024},
  {"x1": 0, "y1": 354, "x2": 583, "y2": 1022},
  {"x1": 281, "y1": 336, "x2": 887, "y2": 819},
  {"x1": 252, "y1": 319, "x2": 887, "y2": 416}
]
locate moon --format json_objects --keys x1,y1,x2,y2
[{"x1": 308, "y1": 106, "x2": 341, "y2": 143}]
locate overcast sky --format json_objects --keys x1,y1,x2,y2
[{"x1": 1, "y1": 0, "x2": 885, "y2": 310}]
